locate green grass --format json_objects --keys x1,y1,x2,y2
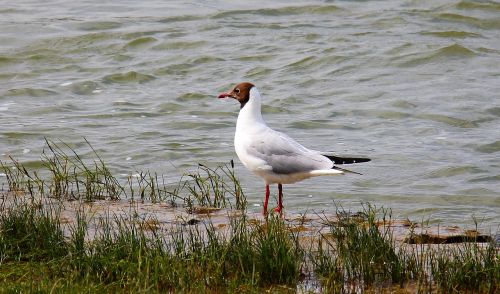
[
  {"x1": 311, "y1": 204, "x2": 499, "y2": 293},
  {"x1": 0, "y1": 139, "x2": 246, "y2": 209},
  {"x1": 0, "y1": 200, "x2": 302, "y2": 292},
  {"x1": 0, "y1": 202, "x2": 67, "y2": 262},
  {"x1": 430, "y1": 238, "x2": 499, "y2": 293},
  {"x1": 0, "y1": 140, "x2": 498, "y2": 293},
  {"x1": 311, "y1": 205, "x2": 406, "y2": 291}
]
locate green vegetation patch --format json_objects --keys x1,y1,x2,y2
[{"x1": 0, "y1": 140, "x2": 498, "y2": 293}]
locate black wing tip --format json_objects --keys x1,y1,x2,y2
[{"x1": 325, "y1": 155, "x2": 371, "y2": 165}]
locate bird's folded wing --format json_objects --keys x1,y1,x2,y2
[{"x1": 246, "y1": 130, "x2": 333, "y2": 174}]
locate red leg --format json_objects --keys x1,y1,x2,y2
[
  {"x1": 274, "y1": 183, "x2": 283, "y2": 215},
  {"x1": 263, "y1": 184, "x2": 270, "y2": 216}
]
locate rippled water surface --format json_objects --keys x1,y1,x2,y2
[{"x1": 1, "y1": 0, "x2": 499, "y2": 230}]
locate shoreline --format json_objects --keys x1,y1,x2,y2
[
  {"x1": 1, "y1": 191, "x2": 498, "y2": 293},
  {"x1": 0, "y1": 141, "x2": 498, "y2": 292}
]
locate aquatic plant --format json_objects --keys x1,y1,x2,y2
[
  {"x1": 310, "y1": 204, "x2": 499, "y2": 293},
  {"x1": 0, "y1": 140, "x2": 498, "y2": 293},
  {"x1": 0, "y1": 139, "x2": 246, "y2": 209}
]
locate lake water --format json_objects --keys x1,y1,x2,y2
[{"x1": 1, "y1": 0, "x2": 499, "y2": 231}]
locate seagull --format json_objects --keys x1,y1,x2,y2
[{"x1": 218, "y1": 82, "x2": 370, "y2": 216}]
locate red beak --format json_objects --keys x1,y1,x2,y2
[{"x1": 218, "y1": 92, "x2": 232, "y2": 99}]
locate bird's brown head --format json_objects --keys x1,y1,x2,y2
[{"x1": 218, "y1": 82, "x2": 255, "y2": 109}]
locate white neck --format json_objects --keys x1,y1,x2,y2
[{"x1": 236, "y1": 87, "x2": 266, "y2": 128}]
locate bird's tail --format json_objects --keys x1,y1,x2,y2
[
  {"x1": 325, "y1": 155, "x2": 371, "y2": 175},
  {"x1": 324, "y1": 155, "x2": 371, "y2": 165},
  {"x1": 332, "y1": 166, "x2": 362, "y2": 175}
]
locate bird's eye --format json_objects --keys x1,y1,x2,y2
[{"x1": 235, "y1": 88, "x2": 240, "y2": 94}]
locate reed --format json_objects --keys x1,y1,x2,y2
[
  {"x1": 0, "y1": 201, "x2": 303, "y2": 292},
  {"x1": 0, "y1": 139, "x2": 246, "y2": 209},
  {"x1": 311, "y1": 204, "x2": 407, "y2": 292},
  {"x1": 0, "y1": 200, "x2": 67, "y2": 262},
  {"x1": 0, "y1": 140, "x2": 498, "y2": 293},
  {"x1": 429, "y1": 229, "x2": 499, "y2": 293},
  {"x1": 311, "y1": 204, "x2": 499, "y2": 293}
]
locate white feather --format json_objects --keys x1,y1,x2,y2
[{"x1": 234, "y1": 86, "x2": 344, "y2": 185}]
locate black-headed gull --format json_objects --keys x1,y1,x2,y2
[{"x1": 218, "y1": 82, "x2": 370, "y2": 215}]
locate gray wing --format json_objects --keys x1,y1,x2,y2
[{"x1": 246, "y1": 129, "x2": 333, "y2": 174}]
